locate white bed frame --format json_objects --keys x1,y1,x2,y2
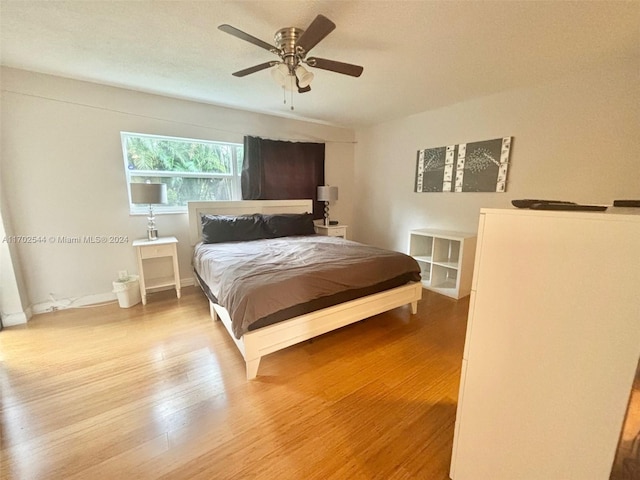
[{"x1": 188, "y1": 200, "x2": 422, "y2": 380}]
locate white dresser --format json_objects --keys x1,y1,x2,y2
[{"x1": 450, "y1": 208, "x2": 640, "y2": 480}]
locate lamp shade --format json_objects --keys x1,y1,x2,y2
[
  {"x1": 317, "y1": 185, "x2": 338, "y2": 202},
  {"x1": 296, "y1": 65, "x2": 314, "y2": 88},
  {"x1": 130, "y1": 183, "x2": 168, "y2": 205},
  {"x1": 271, "y1": 63, "x2": 289, "y2": 86}
]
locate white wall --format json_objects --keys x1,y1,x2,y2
[
  {"x1": 0, "y1": 67, "x2": 355, "y2": 313},
  {"x1": 0, "y1": 192, "x2": 31, "y2": 326},
  {"x1": 352, "y1": 61, "x2": 640, "y2": 252},
  {"x1": 4, "y1": 59, "x2": 638, "y2": 316}
]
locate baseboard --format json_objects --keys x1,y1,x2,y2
[
  {"x1": 30, "y1": 277, "x2": 196, "y2": 316},
  {"x1": 145, "y1": 276, "x2": 195, "y2": 294},
  {"x1": 1, "y1": 306, "x2": 33, "y2": 326},
  {"x1": 31, "y1": 292, "x2": 118, "y2": 315}
]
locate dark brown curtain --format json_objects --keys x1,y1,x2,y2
[{"x1": 241, "y1": 136, "x2": 325, "y2": 219}]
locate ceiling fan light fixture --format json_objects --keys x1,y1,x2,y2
[
  {"x1": 295, "y1": 65, "x2": 314, "y2": 88},
  {"x1": 270, "y1": 63, "x2": 290, "y2": 86},
  {"x1": 220, "y1": 14, "x2": 364, "y2": 107}
]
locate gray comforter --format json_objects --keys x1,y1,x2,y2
[{"x1": 193, "y1": 235, "x2": 421, "y2": 338}]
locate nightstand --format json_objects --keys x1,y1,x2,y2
[
  {"x1": 314, "y1": 224, "x2": 348, "y2": 239},
  {"x1": 133, "y1": 236, "x2": 180, "y2": 305}
]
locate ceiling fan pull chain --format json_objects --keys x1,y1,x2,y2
[
  {"x1": 283, "y1": 86, "x2": 286, "y2": 105},
  {"x1": 290, "y1": 86, "x2": 294, "y2": 110}
]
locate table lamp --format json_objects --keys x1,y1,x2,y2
[
  {"x1": 130, "y1": 182, "x2": 168, "y2": 240},
  {"x1": 317, "y1": 185, "x2": 338, "y2": 226}
]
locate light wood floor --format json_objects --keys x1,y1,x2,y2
[{"x1": 0, "y1": 286, "x2": 469, "y2": 480}]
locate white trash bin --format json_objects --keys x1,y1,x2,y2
[{"x1": 112, "y1": 275, "x2": 141, "y2": 308}]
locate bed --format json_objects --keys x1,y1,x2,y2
[{"x1": 188, "y1": 200, "x2": 423, "y2": 379}]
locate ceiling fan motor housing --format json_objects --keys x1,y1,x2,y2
[
  {"x1": 219, "y1": 15, "x2": 363, "y2": 82},
  {"x1": 274, "y1": 27, "x2": 305, "y2": 71}
]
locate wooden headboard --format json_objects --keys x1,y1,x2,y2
[{"x1": 187, "y1": 200, "x2": 314, "y2": 245}]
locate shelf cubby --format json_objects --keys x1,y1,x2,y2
[
  {"x1": 408, "y1": 228, "x2": 477, "y2": 299},
  {"x1": 431, "y1": 265, "x2": 458, "y2": 290}
]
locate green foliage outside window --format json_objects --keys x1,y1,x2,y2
[{"x1": 123, "y1": 133, "x2": 243, "y2": 208}]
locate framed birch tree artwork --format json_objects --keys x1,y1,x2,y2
[{"x1": 415, "y1": 137, "x2": 512, "y2": 192}]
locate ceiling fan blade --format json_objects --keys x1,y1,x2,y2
[
  {"x1": 296, "y1": 15, "x2": 336, "y2": 53},
  {"x1": 218, "y1": 24, "x2": 275, "y2": 52},
  {"x1": 306, "y1": 57, "x2": 364, "y2": 77},
  {"x1": 232, "y1": 62, "x2": 277, "y2": 77}
]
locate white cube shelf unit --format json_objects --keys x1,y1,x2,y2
[{"x1": 408, "y1": 228, "x2": 477, "y2": 299}]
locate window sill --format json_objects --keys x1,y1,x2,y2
[{"x1": 129, "y1": 209, "x2": 187, "y2": 216}]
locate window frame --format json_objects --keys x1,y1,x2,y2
[{"x1": 121, "y1": 132, "x2": 243, "y2": 215}]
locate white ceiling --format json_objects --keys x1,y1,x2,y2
[{"x1": 1, "y1": 1, "x2": 638, "y2": 128}]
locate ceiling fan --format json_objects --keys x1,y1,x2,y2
[{"x1": 218, "y1": 14, "x2": 363, "y2": 95}]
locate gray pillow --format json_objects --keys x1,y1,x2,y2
[
  {"x1": 200, "y1": 214, "x2": 267, "y2": 243},
  {"x1": 262, "y1": 213, "x2": 316, "y2": 238}
]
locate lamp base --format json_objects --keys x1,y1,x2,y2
[
  {"x1": 147, "y1": 229, "x2": 158, "y2": 241},
  {"x1": 324, "y1": 201, "x2": 330, "y2": 226}
]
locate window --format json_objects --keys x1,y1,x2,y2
[{"x1": 122, "y1": 132, "x2": 243, "y2": 214}]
